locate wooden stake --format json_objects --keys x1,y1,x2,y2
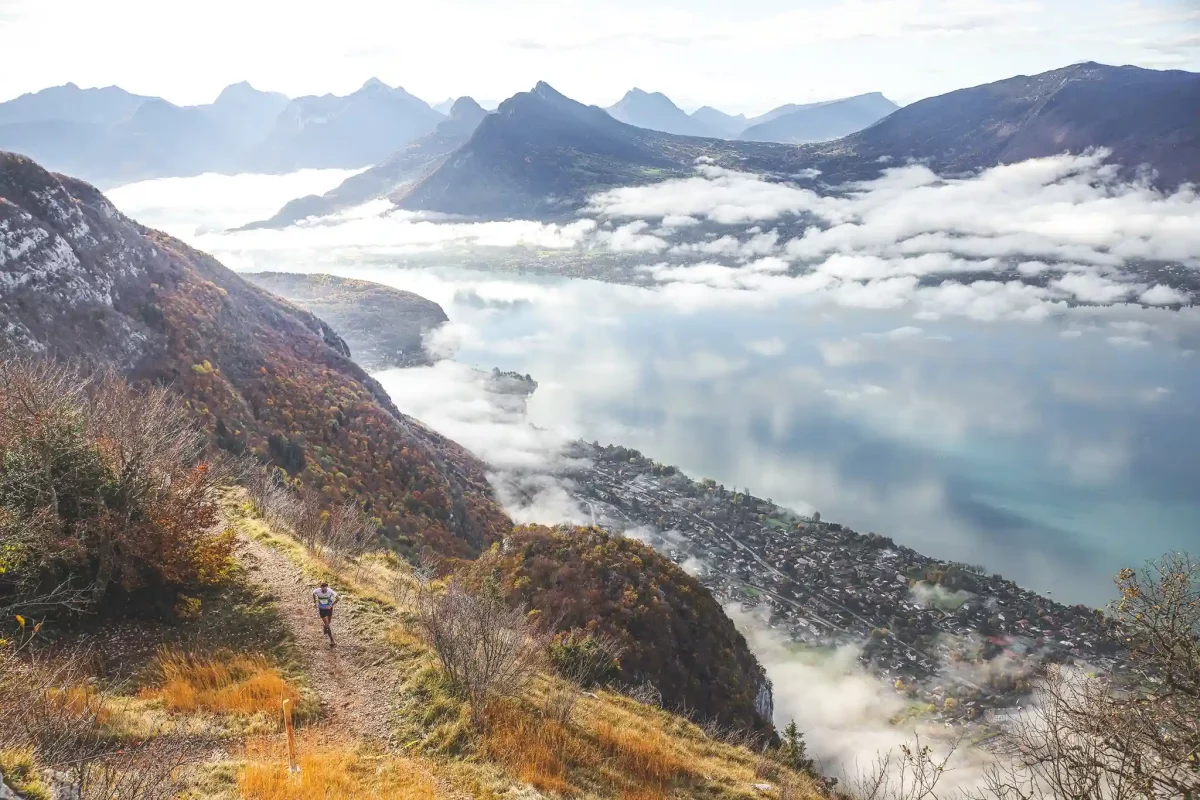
[{"x1": 283, "y1": 697, "x2": 299, "y2": 773}]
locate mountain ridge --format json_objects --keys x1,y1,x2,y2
[
  {"x1": 0, "y1": 150, "x2": 508, "y2": 556},
  {"x1": 388, "y1": 63, "x2": 1198, "y2": 217},
  {"x1": 0, "y1": 79, "x2": 444, "y2": 185}
]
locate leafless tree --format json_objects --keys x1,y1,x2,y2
[
  {"x1": 846, "y1": 733, "x2": 964, "y2": 800},
  {"x1": 322, "y1": 500, "x2": 377, "y2": 563},
  {"x1": 409, "y1": 575, "x2": 548, "y2": 726},
  {"x1": 963, "y1": 553, "x2": 1199, "y2": 800},
  {"x1": 846, "y1": 553, "x2": 1199, "y2": 800}
]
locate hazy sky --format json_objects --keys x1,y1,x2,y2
[{"x1": 1, "y1": 0, "x2": 1197, "y2": 112}]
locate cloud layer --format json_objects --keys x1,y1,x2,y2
[{"x1": 111, "y1": 152, "x2": 1197, "y2": 327}]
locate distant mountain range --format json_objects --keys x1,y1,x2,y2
[
  {"x1": 0, "y1": 79, "x2": 444, "y2": 186},
  {"x1": 241, "y1": 96, "x2": 489, "y2": 229},
  {"x1": 605, "y1": 88, "x2": 899, "y2": 143},
  {"x1": 7, "y1": 61, "x2": 1196, "y2": 218},
  {"x1": 738, "y1": 92, "x2": 900, "y2": 144},
  {"x1": 606, "y1": 89, "x2": 717, "y2": 137},
  {"x1": 375, "y1": 63, "x2": 1197, "y2": 220}
]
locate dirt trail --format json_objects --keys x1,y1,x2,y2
[{"x1": 241, "y1": 537, "x2": 396, "y2": 746}]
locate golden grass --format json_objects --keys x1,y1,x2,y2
[
  {"x1": 479, "y1": 698, "x2": 695, "y2": 797},
  {"x1": 482, "y1": 704, "x2": 585, "y2": 794},
  {"x1": 592, "y1": 719, "x2": 689, "y2": 788},
  {"x1": 140, "y1": 648, "x2": 300, "y2": 717},
  {"x1": 238, "y1": 737, "x2": 439, "y2": 800}
]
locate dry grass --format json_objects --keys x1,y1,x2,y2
[
  {"x1": 592, "y1": 719, "x2": 689, "y2": 788},
  {"x1": 238, "y1": 737, "x2": 439, "y2": 800},
  {"x1": 482, "y1": 703, "x2": 585, "y2": 794},
  {"x1": 140, "y1": 648, "x2": 300, "y2": 717},
  {"x1": 480, "y1": 697, "x2": 693, "y2": 797}
]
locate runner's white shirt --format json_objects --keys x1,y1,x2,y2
[{"x1": 313, "y1": 587, "x2": 339, "y2": 609}]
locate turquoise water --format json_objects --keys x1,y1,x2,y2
[{"x1": 414, "y1": 268, "x2": 1200, "y2": 607}]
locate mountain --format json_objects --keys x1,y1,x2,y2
[
  {"x1": 606, "y1": 88, "x2": 716, "y2": 137},
  {"x1": 242, "y1": 96, "x2": 490, "y2": 228},
  {"x1": 242, "y1": 273, "x2": 448, "y2": 369},
  {"x1": 478, "y1": 524, "x2": 776, "y2": 733},
  {"x1": 690, "y1": 105, "x2": 747, "y2": 138},
  {"x1": 248, "y1": 78, "x2": 445, "y2": 172},
  {"x1": 799, "y1": 62, "x2": 1200, "y2": 186},
  {"x1": 0, "y1": 152, "x2": 786, "y2": 756},
  {"x1": 201, "y1": 81, "x2": 290, "y2": 150},
  {"x1": 0, "y1": 98, "x2": 235, "y2": 186},
  {"x1": 0, "y1": 151, "x2": 509, "y2": 557},
  {"x1": 394, "y1": 64, "x2": 1199, "y2": 217},
  {"x1": 394, "y1": 81, "x2": 800, "y2": 217},
  {"x1": 0, "y1": 82, "x2": 288, "y2": 185},
  {"x1": 432, "y1": 97, "x2": 456, "y2": 114},
  {"x1": 0, "y1": 79, "x2": 443, "y2": 185},
  {"x1": 0, "y1": 82, "x2": 149, "y2": 126},
  {"x1": 738, "y1": 92, "x2": 899, "y2": 144}
]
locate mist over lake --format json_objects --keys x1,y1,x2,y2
[{"x1": 110, "y1": 170, "x2": 1200, "y2": 609}]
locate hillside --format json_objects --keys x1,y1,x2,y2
[
  {"x1": 244, "y1": 97, "x2": 489, "y2": 229},
  {"x1": 476, "y1": 525, "x2": 776, "y2": 734},
  {"x1": 798, "y1": 62, "x2": 1200, "y2": 186},
  {"x1": 738, "y1": 93, "x2": 899, "y2": 144},
  {"x1": 0, "y1": 155, "x2": 788, "y2": 784},
  {"x1": 242, "y1": 272, "x2": 449, "y2": 369},
  {"x1": 1, "y1": 478, "x2": 823, "y2": 799},
  {"x1": 0, "y1": 151, "x2": 507, "y2": 557}
]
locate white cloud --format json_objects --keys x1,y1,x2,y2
[
  {"x1": 1050, "y1": 272, "x2": 1133, "y2": 304},
  {"x1": 745, "y1": 337, "x2": 786, "y2": 357},
  {"x1": 1139, "y1": 284, "x2": 1190, "y2": 305}
]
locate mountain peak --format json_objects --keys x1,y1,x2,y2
[
  {"x1": 448, "y1": 96, "x2": 486, "y2": 120},
  {"x1": 360, "y1": 77, "x2": 391, "y2": 92},
  {"x1": 532, "y1": 81, "x2": 566, "y2": 100},
  {"x1": 606, "y1": 88, "x2": 714, "y2": 137},
  {"x1": 215, "y1": 81, "x2": 269, "y2": 102}
]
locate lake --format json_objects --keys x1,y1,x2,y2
[{"x1": 109, "y1": 170, "x2": 1200, "y2": 609}]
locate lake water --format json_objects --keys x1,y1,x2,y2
[
  {"x1": 319, "y1": 263, "x2": 1200, "y2": 609},
  {"x1": 107, "y1": 170, "x2": 1200, "y2": 610}
]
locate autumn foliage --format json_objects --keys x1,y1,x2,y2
[
  {"x1": 137, "y1": 234, "x2": 510, "y2": 559},
  {"x1": 0, "y1": 358, "x2": 236, "y2": 616},
  {"x1": 474, "y1": 525, "x2": 774, "y2": 733}
]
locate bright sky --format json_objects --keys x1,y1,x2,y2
[{"x1": 1, "y1": 0, "x2": 1197, "y2": 113}]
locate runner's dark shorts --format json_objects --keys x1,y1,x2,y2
[{"x1": 318, "y1": 608, "x2": 333, "y2": 619}]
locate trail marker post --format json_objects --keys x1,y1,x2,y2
[{"x1": 283, "y1": 697, "x2": 299, "y2": 774}]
